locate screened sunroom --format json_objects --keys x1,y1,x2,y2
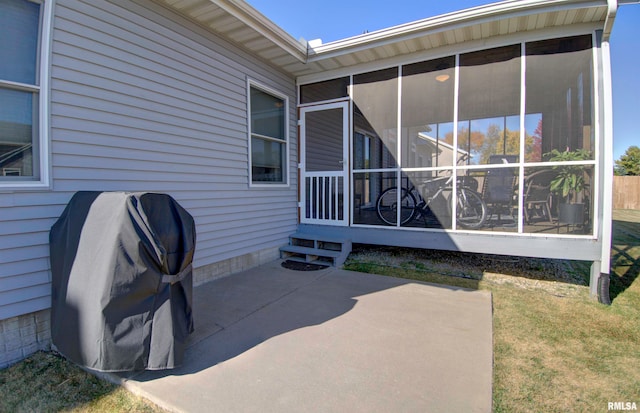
[
  {"x1": 317, "y1": 35, "x2": 595, "y2": 232},
  {"x1": 295, "y1": 2, "x2": 614, "y2": 296}
]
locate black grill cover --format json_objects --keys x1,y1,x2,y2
[{"x1": 50, "y1": 192, "x2": 196, "y2": 372}]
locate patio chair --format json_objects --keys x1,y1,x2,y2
[
  {"x1": 523, "y1": 169, "x2": 556, "y2": 224},
  {"x1": 482, "y1": 155, "x2": 518, "y2": 224}
]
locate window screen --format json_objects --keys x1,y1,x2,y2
[
  {"x1": 250, "y1": 84, "x2": 288, "y2": 184},
  {"x1": 0, "y1": 0, "x2": 42, "y2": 180}
]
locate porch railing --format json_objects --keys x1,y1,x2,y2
[{"x1": 302, "y1": 172, "x2": 346, "y2": 225}]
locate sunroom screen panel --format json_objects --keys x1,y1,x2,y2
[{"x1": 458, "y1": 45, "x2": 521, "y2": 165}]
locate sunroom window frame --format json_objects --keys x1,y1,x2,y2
[
  {"x1": 0, "y1": 0, "x2": 52, "y2": 189},
  {"x1": 247, "y1": 79, "x2": 290, "y2": 188},
  {"x1": 298, "y1": 27, "x2": 600, "y2": 238}
]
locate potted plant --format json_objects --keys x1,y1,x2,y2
[{"x1": 545, "y1": 148, "x2": 591, "y2": 225}]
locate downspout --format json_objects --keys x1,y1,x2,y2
[{"x1": 593, "y1": 0, "x2": 617, "y2": 304}]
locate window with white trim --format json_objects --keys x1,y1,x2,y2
[
  {"x1": 0, "y1": 0, "x2": 45, "y2": 184},
  {"x1": 249, "y1": 82, "x2": 288, "y2": 185}
]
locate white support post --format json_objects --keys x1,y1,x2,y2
[{"x1": 590, "y1": 260, "x2": 601, "y2": 299}]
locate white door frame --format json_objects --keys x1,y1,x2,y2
[{"x1": 300, "y1": 101, "x2": 349, "y2": 226}]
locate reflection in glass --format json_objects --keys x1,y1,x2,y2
[
  {"x1": 457, "y1": 116, "x2": 520, "y2": 165},
  {"x1": 353, "y1": 171, "x2": 396, "y2": 225},
  {"x1": 250, "y1": 88, "x2": 285, "y2": 140},
  {"x1": 251, "y1": 137, "x2": 284, "y2": 182},
  {"x1": 524, "y1": 114, "x2": 543, "y2": 162},
  {"x1": 401, "y1": 57, "x2": 456, "y2": 168},
  {"x1": 522, "y1": 165, "x2": 593, "y2": 234},
  {"x1": 409, "y1": 126, "x2": 465, "y2": 167},
  {"x1": 526, "y1": 35, "x2": 593, "y2": 158},
  {"x1": 458, "y1": 45, "x2": 521, "y2": 165},
  {"x1": 0, "y1": 0, "x2": 40, "y2": 85},
  {"x1": 250, "y1": 85, "x2": 286, "y2": 183},
  {"x1": 0, "y1": 89, "x2": 35, "y2": 177},
  {"x1": 353, "y1": 131, "x2": 396, "y2": 170},
  {"x1": 353, "y1": 68, "x2": 398, "y2": 168}
]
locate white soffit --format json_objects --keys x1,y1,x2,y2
[
  {"x1": 155, "y1": 0, "x2": 308, "y2": 66},
  {"x1": 157, "y1": 0, "x2": 610, "y2": 78}
]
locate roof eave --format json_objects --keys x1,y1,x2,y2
[
  {"x1": 208, "y1": 0, "x2": 309, "y2": 62},
  {"x1": 307, "y1": 0, "x2": 609, "y2": 61}
]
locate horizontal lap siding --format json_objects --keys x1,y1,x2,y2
[{"x1": 0, "y1": 0, "x2": 298, "y2": 320}]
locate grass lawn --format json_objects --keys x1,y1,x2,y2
[
  {"x1": 1, "y1": 210, "x2": 638, "y2": 412},
  {"x1": 0, "y1": 350, "x2": 166, "y2": 412}
]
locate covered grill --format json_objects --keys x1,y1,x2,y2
[{"x1": 50, "y1": 191, "x2": 196, "y2": 372}]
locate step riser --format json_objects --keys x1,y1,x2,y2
[
  {"x1": 280, "y1": 253, "x2": 333, "y2": 267},
  {"x1": 280, "y1": 233, "x2": 352, "y2": 267}
]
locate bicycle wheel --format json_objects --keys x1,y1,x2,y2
[
  {"x1": 376, "y1": 187, "x2": 417, "y2": 226},
  {"x1": 456, "y1": 188, "x2": 487, "y2": 229}
]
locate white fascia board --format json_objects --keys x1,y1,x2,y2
[
  {"x1": 308, "y1": 0, "x2": 607, "y2": 61},
  {"x1": 211, "y1": 0, "x2": 308, "y2": 61}
]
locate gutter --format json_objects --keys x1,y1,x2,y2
[
  {"x1": 603, "y1": 0, "x2": 618, "y2": 40},
  {"x1": 595, "y1": 0, "x2": 619, "y2": 303}
]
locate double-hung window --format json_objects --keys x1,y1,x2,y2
[
  {"x1": 248, "y1": 81, "x2": 288, "y2": 186},
  {"x1": 1, "y1": 0, "x2": 48, "y2": 186}
]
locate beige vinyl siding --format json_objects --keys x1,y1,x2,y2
[{"x1": 0, "y1": 0, "x2": 297, "y2": 320}]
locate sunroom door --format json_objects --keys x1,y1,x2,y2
[{"x1": 300, "y1": 102, "x2": 349, "y2": 226}]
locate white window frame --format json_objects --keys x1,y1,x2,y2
[
  {"x1": 0, "y1": 0, "x2": 52, "y2": 189},
  {"x1": 247, "y1": 79, "x2": 290, "y2": 187}
]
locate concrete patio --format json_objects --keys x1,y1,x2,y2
[{"x1": 112, "y1": 261, "x2": 493, "y2": 412}]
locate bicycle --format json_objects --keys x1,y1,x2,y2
[{"x1": 375, "y1": 172, "x2": 487, "y2": 229}]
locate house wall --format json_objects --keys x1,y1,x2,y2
[{"x1": 0, "y1": 0, "x2": 298, "y2": 366}]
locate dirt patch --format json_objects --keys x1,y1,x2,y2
[{"x1": 346, "y1": 245, "x2": 590, "y2": 297}]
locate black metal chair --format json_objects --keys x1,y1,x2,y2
[
  {"x1": 523, "y1": 169, "x2": 556, "y2": 224},
  {"x1": 482, "y1": 155, "x2": 518, "y2": 225}
]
